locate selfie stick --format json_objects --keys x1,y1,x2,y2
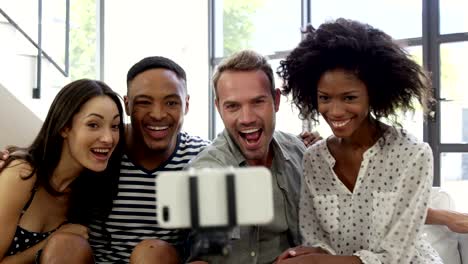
[{"x1": 188, "y1": 171, "x2": 237, "y2": 256}]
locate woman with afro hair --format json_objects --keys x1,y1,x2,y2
[{"x1": 275, "y1": 18, "x2": 442, "y2": 264}]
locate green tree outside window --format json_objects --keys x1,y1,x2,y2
[{"x1": 69, "y1": 0, "x2": 97, "y2": 80}]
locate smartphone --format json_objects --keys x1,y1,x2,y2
[{"x1": 156, "y1": 167, "x2": 274, "y2": 229}]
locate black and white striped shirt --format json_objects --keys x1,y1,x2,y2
[{"x1": 89, "y1": 132, "x2": 210, "y2": 263}]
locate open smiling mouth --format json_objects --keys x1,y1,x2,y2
[
  {"x1": 330, "y1": 119, "x2": 351, "y2": 129},
  {"x1": 91, "y1": 148, "x2": 111, "y2": 160},
  {"x1": 144, "y1": 125, "x2": 170, "y2": 139},
  {"x1": 147, "y1": 125, "x2": 169, "y2": 131},
  {"x1": 239, "y1": 128, "x2": 263, "y2": 147}
]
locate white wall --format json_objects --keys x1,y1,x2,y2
[
  {"x1": 0, "y1": 82, "x2": 42, "y2": 149},
  {"x1": 104, "y1": 0, "x2": 210, "y2": 139}
]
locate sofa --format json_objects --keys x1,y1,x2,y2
[{"x1": 424, "y1": 188, "x2": 468, "y2": 264}]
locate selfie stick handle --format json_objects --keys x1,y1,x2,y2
[
  {"x1": 189, "y1": 173, "x2": 237, "y2": 228},
  {"x1": 226, "y1": 173, "x2": 237, "y2": 227},
  {"x1": 189, "y1": 175, "x2": 200, "y2": 228},
  {"x1": 189, "y1": 172, "x2": 238, "y2": 257}
]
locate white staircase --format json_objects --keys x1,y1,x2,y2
[
  {"x1": 0, "y1": 82, "x2": 43, "y2": 149},
  {"x1": 0, "y1": 12, "x2": 68, "y2": 148}
]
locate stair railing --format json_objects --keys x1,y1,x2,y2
[{"x1": 0, "y1": 0, "x2": 69, "y2": 98}]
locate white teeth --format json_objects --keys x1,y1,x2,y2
[
  {"x1": 241, "y1": 128, "x2": 260, "y2": 134},
  {"x1": 93, "y1": 148, "x2": 109, "y2": 153},
  {"x1": 147, "y1": 125, "x2": 169, "y2": 131},
  {"x1": 331, "y1": 119, "x2": 350, "y2": 128}
]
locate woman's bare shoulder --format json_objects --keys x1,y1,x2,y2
[{"x1": 1, "y1": 159, "x2": 35, "y2": 182}]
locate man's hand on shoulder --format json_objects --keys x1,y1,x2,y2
[
  {"x1": 0, "y1": 149, "x2": 9, "y2": 169},
  {"x1": 427, "y1": 207, "x2": 468, "y2": 233},
  {"x1": 445, "y1": 209, "x2": 468, "y2": 233},
  {"x1": 299, "y1": 131, "x2": 322, "y2": 147}
]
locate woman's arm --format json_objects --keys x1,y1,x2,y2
[
  {"x1": 0, "y1": 160, "x2": 36, "y2": 262},
  {"x1": 0, "y1": 240, "x2": 47, "y2": 264}
]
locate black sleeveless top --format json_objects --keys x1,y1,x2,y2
[{"x1": 6, "y1": 188, "x2": 57, "y2": 256}]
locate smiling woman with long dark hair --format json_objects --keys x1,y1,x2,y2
[{"x1": 0, "y1": 79, "x2": 124, "y2": 263}]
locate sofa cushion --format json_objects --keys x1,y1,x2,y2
[
  {"x1": 459, "y1": 233, "x2": 468, "y2": 264},
  {"x1": 423, "y1": 188, "x2": 461, "y2": 264}
]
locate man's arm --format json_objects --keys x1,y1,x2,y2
[
  {"x1": 277, "y1": 253, "x2": 362, "y2": 264},
  {"x1": 426, "y1": 207, "x2": 468, "y2": 233}
]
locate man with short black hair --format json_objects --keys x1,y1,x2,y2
[{"x1": 89, "y1": 56, "x2": 210, "y2": 263}]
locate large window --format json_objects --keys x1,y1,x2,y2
[
  {"x1": 439, "y1": 0, "x2": 468, "y2": 34},
  {"x1": 69, "y1": 0, "x2": 98, "y2": 80},
  {"x1": 104, "y1": 1, "x2": 210, "y2": 139},
  {"x1": 440, "y1": 42, "x2": 468, "y2": 144},
  {"x1": 215, "y1": 0, "x2": 301, "y2": 57},
  {"x1": 310, "y1": 0, "x2": 422, "y2": 40},
  {"x1": 212, "y1": 0, "x2": 304, "y2": 137},
  {"x1": 437, "y1": 40, "x2": 468, "y2": 212},
  {"x1": 209, "y1": 0, "x2": 468, "y2": 211}
]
